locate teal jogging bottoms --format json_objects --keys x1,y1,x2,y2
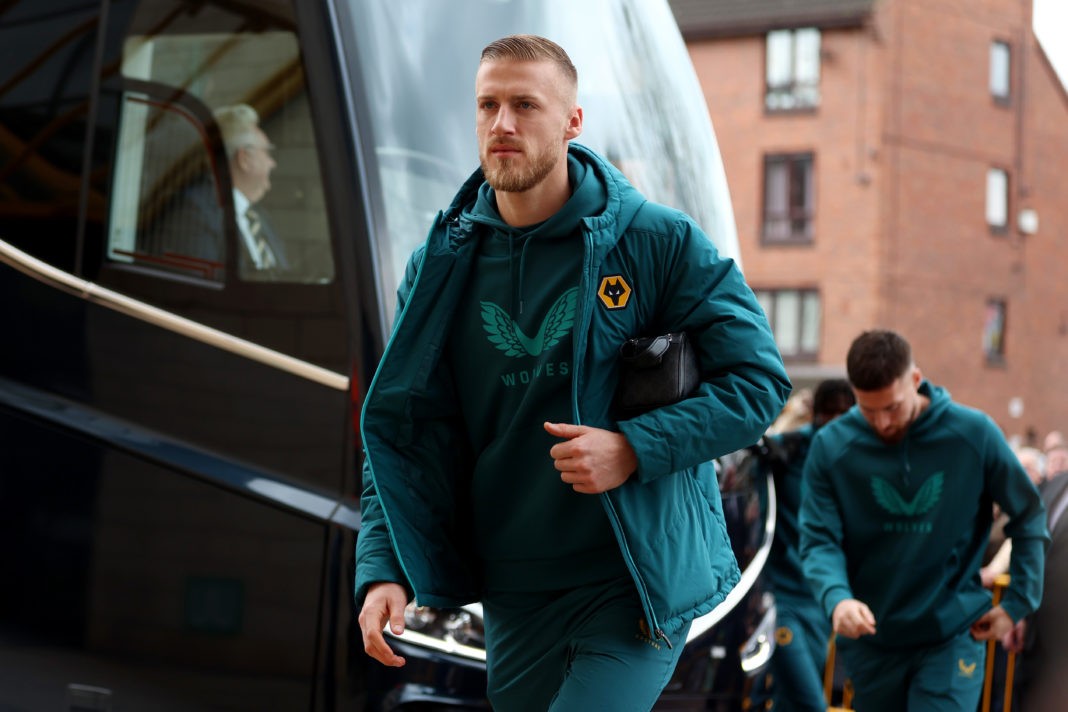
[
  {"x1": 837, "y1": 629, "x2": 987, "y2": 712},
  {"x1": 482, "y1": 575, "x2": 691, "y2": 712}
]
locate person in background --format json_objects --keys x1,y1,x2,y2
[
  {"x1": 981, "y1": 446, "x2": 1046, "y2": 587},
  {"x1": 354, "y1": 34, "x2": 789, "y2": 711},
  {"x1": 767, "y1": 386, "x2": 814, "y2": 434},
  {"x1": 1043, "y1": 436, "x2": 1068, "y2": 481},
  {"x1": 152, "y1": 103, "x2": 288, "y2": 279},
  {"x1": 1011, "y1": 448, "x2": 1068, "y2": 710},
  {"x1": 748, "y1": 378, "x2": 855, "y2": 712},
  {"x1": 212, "y1": 104, "x2": 289, "y2": 278},
  {"x1": 800, "y1": 329, "x2": 1047, "y2": 712}
]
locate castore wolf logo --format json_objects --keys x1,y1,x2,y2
[
  {"x1": 871, "y1": 472, "x2": 944, "y2": 517},
  {"x1": 480, "y1": 288, "x2": 578, "y2": 358},
  {"x1": 957, "y1": 658, "x2": 978, "y2": 678},
  {"x1": 597, "y1": 274, "x2": 632, "y2": 310}
]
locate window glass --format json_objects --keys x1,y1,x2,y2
[
  {"x1": 773, "y1": 290, "x2": 801, "y2": 354},
  {"x1": 766, "y1": 30, "x2": 793, "y2": 88},
  {"x1": 765, "y1": 28, "x2": 820, "y2": 111},
  {"x1": 800, "y1": 291, "x2": 821, "y2": 353},
  {"x1": 794, "y1": 29, "x2": 821, "y2": 86},
  {"x1": 342, "y1": 0, "x2": 740, "y2": 322},
  {"x1": 107, "y1": 9, "x2": 333, "y2": 284},
  {"x1": 755, "y1": 288, "x2": 820, "y2": 360},
  {"x1": 990, "y1": 41, "x2": 1011, "y2": 101},
  {"x1": 983, "y1": 299, "x2": 1006, "y2": 363},
  {"x1": 986, "y1": 167, "x2": 1008, "y2": 229},
  {"x1": 756, "y1": 291, "x2": 774, "y2": 322},
  {"x1": 0, "y1": 3, "x2": 99, "y2": 271},
  {"x1": 763, "y1": 153, "x2": 814, "y2": 243}
]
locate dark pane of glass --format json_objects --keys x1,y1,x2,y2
[
  {"x1": 0, "y1": 422, "x2": 323, "y2": 710},
  {"x1": 0, "y1": 3, "x2": 99, "y2": 271}
]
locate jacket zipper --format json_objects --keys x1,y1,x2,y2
[{"x1": 572, "y1": 230, "x2": 669, "y2": 648}]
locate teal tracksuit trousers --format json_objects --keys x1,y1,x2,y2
[
  {"x1": 837, "y1": 629, "x2": 987, "y2": 712},
  {"x1": 747, "y1": 596, "x2": 830, "y2": 712},
  {"x1": 482, "y1": 575, "x2": 691, "y2": 712}
]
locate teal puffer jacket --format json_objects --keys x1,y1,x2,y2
[{"x1": 356, "y1": 143, "x2": 790, "y2": 642}]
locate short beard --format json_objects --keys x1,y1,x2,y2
[{"x1": 480, "y1": 141, "x2": 561, "y2": 193}]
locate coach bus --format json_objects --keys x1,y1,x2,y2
[{"x1": 0, "y1": 0, "x2": 774, "y2": 709}]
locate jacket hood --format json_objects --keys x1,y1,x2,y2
[
  {"x1": 837, "y1": 380, "x2": 951, "y2": 444},
  {"x1": 911, "y1": 380, "x2": 951, "y2": 435}
]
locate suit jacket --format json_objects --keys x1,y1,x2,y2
[{"x1": 146, "y1": 180, "x2": 290, "y2": 278}]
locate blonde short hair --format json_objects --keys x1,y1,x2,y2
[{"x1": 480, "y1": 34, "x2": 578, "y2": 104}]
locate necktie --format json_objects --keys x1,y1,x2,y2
[{"x1": 245, "y1": 207, "x2": 277, "y2": 270}]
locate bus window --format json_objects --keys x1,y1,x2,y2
[
  {"x1": 103, "y1": 4, "x2": 333, "y2": 285},
  {"x1": 0, "y1": 3, "x2": 99, "y2": 272}
]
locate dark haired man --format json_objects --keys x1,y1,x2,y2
[
  {"x1": 748, "y1": 379, "x2": 855, "y2": 712},
  {"x1": 354, "y1": 34, "x2": 790, "y2": 710},
  {"x1": 800, "y1": 330, "x2": 1047, "y2": 711}
]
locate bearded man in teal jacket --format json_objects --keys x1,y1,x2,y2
[
  {"x1": 800, "y1": 330, "x2": 1048, "y2": 712},
  {"x1": 355, "y1": 34, "x2": 790, "y2": 711}
]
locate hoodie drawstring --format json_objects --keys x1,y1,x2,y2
[
  {"x1": 506, "y1": 231, "x2": 535, "y2": 316},
  {"x1": 517, "y1": 235, "x2": 534, "y2": 316}
]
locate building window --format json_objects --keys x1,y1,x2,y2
[
  {"x1": 763, "y1": 153, "x2": 814, "y2": 243},
  {"x1": 766, "y1": 28, "x2": 821, "y2": 111},
  {"x1": 990, "y1": 40, "x2": 1011, "y2": 103},
  {"x1": 755, "y1": 289, "x2": 821, "y2": 360},
  {"x1": 986, "y1": 167, "x2": 1008, "y2": 232},
  {"x1": 983, "y1": 299, "x2": 1007, "y2": 364}
]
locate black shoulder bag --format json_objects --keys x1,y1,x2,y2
[{"x1": 614, "y1": 332, "x2": 700, "y2": 417}]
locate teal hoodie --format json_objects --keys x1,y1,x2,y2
[
  {"x1": 800, "y1": 381, "x2": 1048, "y2": 649},
  {"x1": 761, "y1": 424, "x2": 820, "y2": 604},
  {"x1": 356, "y1": 143, "x2": 791, "y2": 643},
  {"x1": 449, "y1": 155, "x2": 626, "y2": 591}
]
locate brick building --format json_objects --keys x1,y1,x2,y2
[{"x1": 669, "y1": 0, "x2": 1068, "y2": 443}]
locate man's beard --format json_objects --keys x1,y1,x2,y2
[{"x1": 480, "y1": 140, "x2": 560, "y2": 193}]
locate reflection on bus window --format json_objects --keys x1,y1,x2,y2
[{"x1": 108, "y1": 19, "x2": 333, "y2": 284}]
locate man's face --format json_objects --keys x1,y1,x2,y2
[
  {"x1": 1047, "y1": 447, "x2": 1068, "y2": 477},
  {"x1": 853, "y1": 367, "x2": 922, "y2": 444},
  {"x1": 234, "y1": 126, "x2": 276, "y2": 203},
  {"x1": 475, "y1": 59, "x2": 581, "y2": 193}
]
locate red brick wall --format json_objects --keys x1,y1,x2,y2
[{"x1": 685, "y1": 0, "x2": 1068, "y2": 441}]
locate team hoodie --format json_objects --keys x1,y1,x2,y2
[{"x1": 447, "y1": 155, "x2": 626, "y2": 592}]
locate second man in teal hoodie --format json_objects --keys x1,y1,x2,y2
[{"x1": 800, "y1": 330, "x2": 1047, "y2": 712}]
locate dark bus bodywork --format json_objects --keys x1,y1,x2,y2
[{"x1": 0, "y1": 1, "x2": 774, "y2": 709}]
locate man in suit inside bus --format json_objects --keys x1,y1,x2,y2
[{"x1": 150, "y1": 103, "x2": 289, "y2": 280}]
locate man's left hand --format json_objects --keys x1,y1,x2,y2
[
  {"x1": 544, "y1": 422, "x2": 637, "y2": 494},
  {"x1": 970, "y1": 605, "x2": 1014, "y2": 641}
]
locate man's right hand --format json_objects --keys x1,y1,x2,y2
[
  {"x1": 358, "y1": 582, "x2": 409, "y2": 667},
  {"x1": 832, "y1": 599, "x2": 877, "y2": 639}
]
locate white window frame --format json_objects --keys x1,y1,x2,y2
[
  {"x1": 755, "y1": 289, "x2": 821, "y2": 360},
  {"x1": 986, "y1": 167, "x2": 1008, "y2": 231},
  {"x1": 990, "y1": 40, "x2": 1011, "y2": 103},
  {"x1": 765, "y1": 28, "x2": 821, "y2": 111}
]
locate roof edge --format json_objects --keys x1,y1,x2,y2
[{"x1": 678, "y1": 12, "x2": 871, "y2": 42}]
